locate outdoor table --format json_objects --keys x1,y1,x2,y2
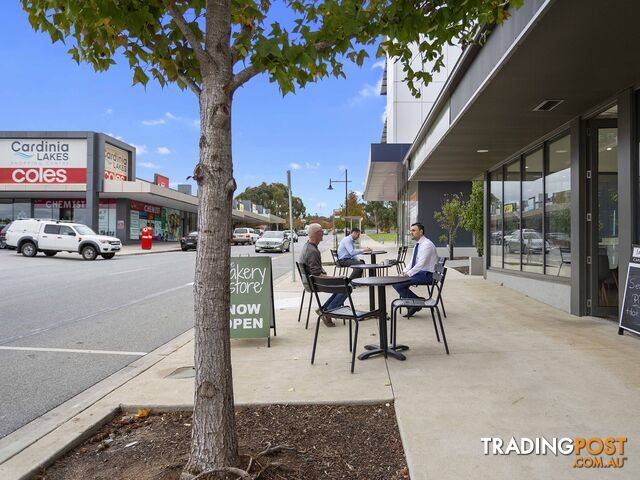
[
  {"x1": 351, "y1": 275, "x2": 410, "y2": 361},
  {"x1": 349, "y1": 263, "x2": 386, "y2": 309},
  {"x1": 362, "y1": 250, "x2": 387, "y2": 264}
]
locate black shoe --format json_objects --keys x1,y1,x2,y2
[{"x1": 403, "y1": 307, "x2": 421, "y2": 318}]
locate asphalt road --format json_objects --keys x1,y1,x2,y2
[{"x1": 0, "y1": 235, "x2": 334, "y2": 438}]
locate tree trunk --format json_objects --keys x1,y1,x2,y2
[
  {"x1": 449, "y1": 232, "x2": 454, "y2": 260},
  {"x1": 183, "y1": 46, "x2": 239, "y2": 480}
]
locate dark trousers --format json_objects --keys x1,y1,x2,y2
[
  {"x1": 337, "y1": 258, "x2": 365, "y2": 279},
  {"x1": 392, "y1": 271, "x2": 434, "y2": 299},
  {"x1": 323, "y1": 293, "x2": 348, "y2": 311}
]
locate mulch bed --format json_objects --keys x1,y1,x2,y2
[{"x1": 36, "y1": 404, "x2": 409, "y2": 480}]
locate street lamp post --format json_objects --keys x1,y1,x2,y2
[{"x1": 328, "y1": 169, "x2": 351, "y2": 237}]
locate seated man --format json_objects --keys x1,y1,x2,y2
[
  {"x1": 299, "y1": 223, "x2": 348, "y2": 327},
  {"x1": 336, "y1": 227, "x2": 371, "y2": 279},
  {"x1": 392, "y1": 222, "x2": 438, "y2": 317}
]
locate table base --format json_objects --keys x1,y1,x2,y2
[{"x1": 359, "y1": 343, "x2": 408, "y2": 361}]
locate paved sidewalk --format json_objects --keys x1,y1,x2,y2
[{"x1": 2, "y1": 246, "x2": 640, "y2": 479}]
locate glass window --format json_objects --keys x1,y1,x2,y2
[
  {"x1": 522, "y1": 149, "x2": 544, "y2": 274},
  {"x1": 59, "y1": 225, "x2": 76, "y2": 236},
  {"x1": 72, "y1": 206, "x2": 88, "y2": 226},
  {"x1": 0, "y1": 200, "x2": 12, "y2": 226},
  {"x1": 503, "y1": 160, "x2": 521, "y2": 270},
  {"x1": 13, "y1": 201, "x2": 31, "y2": 220},
  {"x1": 34, "y1": 201, "x2": 55, "y2": 220},
  {"x1": 545, "y1": 135, "x2": 571, "y2": 277},
  {"x1": 43, "y1": 224, "x2": 60, "y2": 234},
  {"x1": 99, "y1": 200, "x2": 117, "y2": 237},
  {"x1": 489, "y1": 170, "x2": 503, "y2": 268}
]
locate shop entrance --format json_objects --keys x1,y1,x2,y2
[{"x1": 586, "y1": 109, "x2": 619, "y2": 317}]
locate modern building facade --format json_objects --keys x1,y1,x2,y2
[
  {"x1": 365, "y1": 0, "x2": 640, "y2": 320},
  {"x1": 0, "y1": 131, "x2": 283, "y2": 244}
]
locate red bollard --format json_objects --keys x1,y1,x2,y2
[{"x1": 141, "y1": 226, "x2": 153, "y2": 250}]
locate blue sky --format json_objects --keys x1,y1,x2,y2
[{"x1": 0, "y1": 3, "x2": 386, "y2": 217}]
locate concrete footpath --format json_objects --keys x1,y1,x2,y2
[{"x1": 1, "y1": 239, "x2": 640, "y2": 479}]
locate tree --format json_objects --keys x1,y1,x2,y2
[
  {"x1": 434, "y1": 193, "x2": 466, "y2": 260},
  {"x1": 237, "y1": 182, "x2": 306, "y2": 226},
  {"x1": 462, "y1": 181, "x2": 484, "y2": 256},
  {"x1": 21, "y1": 1, "x2": 521, "y2": 477},
  {"x1": 364, "y1": 200, "x2": 396, "y2": 233}
]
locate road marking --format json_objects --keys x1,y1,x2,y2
[
  {"x1": 0, "y1": 346, "x2": 146, "y2": 356},
  {"x1": 108, "y1": 267, "x2": 152, "y2": 276}
]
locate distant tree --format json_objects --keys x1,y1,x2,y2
[
  {"x1": 364, "y1": 200, "x2": 397, "y2": 233},
  {"x1": 21, "y1": 0, "x2": 521, "y2": 476},
  {"x1": 462, "y1": 181, "x2": 484, "y2": 256},
  {"x1": 434, "y1": 193, "x2": 466, "y2": 260},
  {"x1": 237, "y1": 182, "x2": 306, "y2": 227}
]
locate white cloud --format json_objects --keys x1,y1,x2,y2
[
  {"x1": 372, "y1": 60, "x2": 386, "y2": 70},
  {"x1": 131, "y1": 144, "x2": 148, "y2": 155},
  {"x1": 354, "y1": 190, "x2": 363, "y2": 198},
  {"x1": 142, "y1": 118, "x2": 166, "y2": 126},
  {"x1": 381, "y1": 104, "x2": 388, "y2": 124},
  {"x1": 103, "y1": 108, "x2": 113, "y2": 115},
  {"x1": 289, "y1": 162, "x2": 302, "y2": 170},
  {"x1": 350, "y1": 78, "x2": 384, "y2": 106},
  {"x1": 105, "y1": 132, "x2": 123, "y2": 141},
  {"x1": 305, "y1": 162, "x2": 320, "y2": 170},
  {"x1": 316, "y1": 202, "x2": 327, "y2": 209},
  {"x1": 157, "y1": 146, "x2": 171, "y2": 155},
  {"x1": 138, "y1": 161, "x2": 163, "y2": 169},
  {"x1": 165, "y1": 112, "x2": 178, "y2": 120}
]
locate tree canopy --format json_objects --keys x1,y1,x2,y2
[{"x1": 236, "y1": 182, "x2": 306, "y2": 225}]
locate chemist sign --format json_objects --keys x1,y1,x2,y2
[{"x1": 230, "y1": 256, "x2": 274, "y2": 340}]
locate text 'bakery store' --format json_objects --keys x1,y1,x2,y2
[{"x1": 0, "y1": 131, "x2": 198, "y2": 244}]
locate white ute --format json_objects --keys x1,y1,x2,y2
[{"x1": 5, "y1": 219, "x2": 121, "y2": 260}]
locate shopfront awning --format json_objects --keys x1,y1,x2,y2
[
  {"x1": 408, "y1": 0, "x2": 640, "y2": 181},
  {"x1": 102, "y1": 179, "x2": 198, "y2": 212},
  {"x1": 363, "y1": 143, "x2": 410, "y2": 201}
]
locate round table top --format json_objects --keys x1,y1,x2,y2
[
  {"x1": 362, "y1": 250, "x2": 387, "y2": 255},
  {"x1": 352, "y1": 276, "x2": 408, "y2": 286},
  {"x1": 349, "y1": 263, "x2": 385, "y2": 269}
]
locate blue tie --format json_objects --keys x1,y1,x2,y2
[{"x1": 410, "y1": 243, "x2": 419, "y2": 268}]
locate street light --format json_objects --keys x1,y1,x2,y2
[{"x1": 328, "y1": 169, "x2": 351, "y2": 237}]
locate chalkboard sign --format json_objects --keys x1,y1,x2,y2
[
  {"x1": 230, "y1": 256, "x2": 276, "y2": 346},
  {"x1": 618, "y1": 245, "x2": 640, "y2": 335}
]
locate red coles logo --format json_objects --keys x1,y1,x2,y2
[{"x1": 0, "y1": 167, "x2": 86, "y2": 184}]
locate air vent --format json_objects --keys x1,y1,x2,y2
[{"x1": 533, "y1": 99, "x2": 564, "y2": 112}]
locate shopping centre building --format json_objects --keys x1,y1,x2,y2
[
  {"x1": 364, "y1": 0, "x2": 640, "y2": 319},
  {"x1": 0, "y1": 131, "x2": 284, "y2": 244}
]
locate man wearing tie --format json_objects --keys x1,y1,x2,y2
[{"x1": 393, "y1": 222, "x2": 438, "y2": 317}]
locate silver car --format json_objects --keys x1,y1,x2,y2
[{"x1": 255, "y1": 231, "x2": 291, "y2": 253}]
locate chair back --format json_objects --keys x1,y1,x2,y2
[
  {"x1": 437, "y1": 256, "x2": 447, "y2": 267},
  {"x1": 401, "y1": 245, "x2": 409, "y2": 262},
  {"x1": 431, "y1": 267, "x2": 448, "y2": 303},
  {"x1": 395, "y1": 247, "x2": 403, "y2": 263},
  {"x1": 309, "y1": 275, "x2": 357, "y2": 316},
  {"x1": 296, "y1": 261, "x2": 313, "y2": 293},
  {"x1": 330, "y1": 249, "x2": 339, "y2": 265}
]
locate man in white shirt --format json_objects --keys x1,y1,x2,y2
[
  {"x1": 336, "y1": 227, "x2": 371, "y2": 279},
  {"x1": 393, "y1": 222, "x2": 438, "y2": 317}
]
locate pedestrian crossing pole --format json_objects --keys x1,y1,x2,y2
[{"x1": 287, "y1": 170, "x2": 296, "y2": 282}]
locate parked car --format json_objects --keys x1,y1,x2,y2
[
  {"x1": 248, "y1": 229, "x2": 260, "y2": 244},
  {"x1": 5, "y1": 219, "x2": 121, "y2": 260},
  {"x1": 255, "y1": 231, "x2": 291, "y2": 253},
  {"x1": 504, "y1": 229, "x2": 550, "y2": 254},
  {"x1": 232, "y1": 227, "x2": 254, "y2": 245},
  {"x1": 0, "y1": 222, "x2": 13, "y2": 249},
  {"x1": 283, "y1": 230, "x2": 298, "y2": 243},
  {"x1": 297, "y1": 229, "x2": 308, "y2": 237},
  {"x1": 180, "y1": 231, "x2": 198, "y2": 251},
  {"x1": 490, "y1": 231, "x2": 503, "y2": 245},
  {"x1": 546, "y1": 232, "x2": 571, "y2": 249}
]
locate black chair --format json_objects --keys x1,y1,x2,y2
[
  {"x1": 557, "y1": 248, "x2": 571, "y2": 277},
  {"x1": 330, "y1": 249, "x2": 347, "y2": 276},
  {"x1": 384, "y1": 246, "x2": 408, "y2": 275},
  {"x1": 309, "y1": 275, "x2": 380, "y2": 373},
  {"x1": 390, "y1": 267, "x2": 450, "y2": 355},
  {"x1": 295, "y1": 262, "x2": 314, "y2": 329}
]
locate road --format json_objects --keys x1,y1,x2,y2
[{"x1": 0, "y1": 235, "x2": 334, "y2": 438}]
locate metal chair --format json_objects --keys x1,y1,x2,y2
[
  {"x1": 330, "y1": 249, "x2": 347, "y2": 276},
  {"x1": 383, "y1": 246, "x2": 407, "y2": 275},
  {"x1": 390, "y1": 267, "x2": 450, "y2": 355},
  {"x1": 557, "y1": 247, "x2": 571, "y2": 276},
  {"x1": 427, "y1": 258, "x2": 447, "y2": 317},
  {"x1": 309, "y1": 275, "x2": 380, "y2": 373},
  {"x1": 295, "y1": 262, "x2": 314, "y2": 329}
]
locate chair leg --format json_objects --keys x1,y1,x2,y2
[
  {"x1": 392, "y1": 306, "x2": 399, "y2": 349},
  {"x1": 351, "y1": 322, "x2": 360, "y2": 373},
  {"x1": 435, "y1": 306, "x2": 449, "y2": 355},
  {"x1": 297, "y1": 291, "x2": 305, "y2": 323},
  {"x1": 311, "y1": 315, "x2": 321, "y2": 364},
  {"x1": 349, "y1": 319, "x2": 353, "y2": 353},
  {"x1": 439, "y1": 296, "x2": 447, "y2": 318},
  {"x1": 305, "y1": 293, "x2": 313, "y2": 329},
  {"x1": 430, "y1": 308, "x2": 440, "y2": 342}
]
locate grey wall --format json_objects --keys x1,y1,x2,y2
[{"x1": 418, "y1": 181, "x2": 473, "y2": 247}]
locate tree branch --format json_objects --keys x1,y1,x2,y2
[
  {"x1": 164, "y1": 0, "x2": 208, "y2": 67},
  {"x1": 230, "y1": 65, "x2": 258, "y2": 92},
  {"x1": 178, "y1": 71, "x2": 202, "y2": 96}
]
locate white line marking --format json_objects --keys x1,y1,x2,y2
[
  {"x1": 0, "y1": 346, "x2": 146, "y2": 356},
  {"x1": 108, "y1": 267, "x2": 152, "y2": 276}
]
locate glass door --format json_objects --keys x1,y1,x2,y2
[{"x1": 587, "y1": 118, "x2": 618, "y2": 317}]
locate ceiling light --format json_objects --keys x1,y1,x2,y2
[
  {"x1": 533, "y1": 99, "x2": 564, "y2": 112},
  {"x1": 555, "y1": 150, "x2": 568, "y2": 153},
  {"x1": 606, "y1": 147, "x2": 613, "y2": 151},
  {"x1": 477, "y1": 149, "x2": 489, "y2": 153}
]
